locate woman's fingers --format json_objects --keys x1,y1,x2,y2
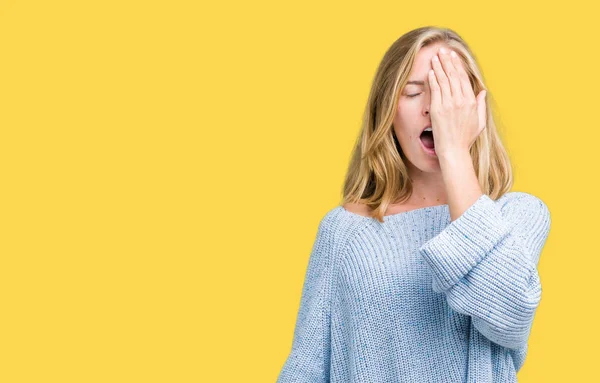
[
  {"x1": 436, "y1": 48, "x2": 463, "y2": 101},
  {"x1": 431, "y1": 53, "x2": 452, "y2": 105},
  {"x1": 449, "y1": 50, "x2": 475, "y2": 102},
  {"x1": 428, "y1": 68, "x2": 440, "y2": 108}
]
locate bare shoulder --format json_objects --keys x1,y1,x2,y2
[{"x1": 342, "y1": 201, "x2": 373, "y2": 217}]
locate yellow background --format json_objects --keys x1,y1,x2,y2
[{"x1": 1, "y1": 0, "x2": 596, "y2": 381}]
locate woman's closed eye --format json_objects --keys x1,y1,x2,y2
[{"x1": 407, "y1": 93, "x2": 421, "y2": 98}]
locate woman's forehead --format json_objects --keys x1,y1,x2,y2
[{"x1": 406, "y1": 43, "x2": 451, "y2": 85}]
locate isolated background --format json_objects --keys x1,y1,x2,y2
[{"x1": 1, "y1": 0, "x2": 596, "y2": 382}]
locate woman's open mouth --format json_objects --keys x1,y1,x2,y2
[{"x1": 419, "y1": 128, "x2": 436, "y2": 156}]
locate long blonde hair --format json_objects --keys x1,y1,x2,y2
[{"x1": 341, "y1": 26, "x2": 513, "y2": 223}]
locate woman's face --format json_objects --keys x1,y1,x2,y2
[{"x1": 393, "y1": 42, "x2": 449, "y2": 172}]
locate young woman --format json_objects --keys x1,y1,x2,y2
[{"x1": 276, "y1": 26, "x2": 551, "y2": 383}]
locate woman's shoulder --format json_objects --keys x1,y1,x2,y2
[
  {"x1": 341, "y1": 202, "x2": 373, "y2": 218},
  {"x1": 301, "y1": 206, "x2": 365, "y2": 261},
  {"x1": 320, "y1": 203, "x2": 373, "y2": 228},
  {"x1": 312, "y1": 203, "x2": 380, "y2": 245}
]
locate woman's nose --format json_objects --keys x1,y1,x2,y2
[{"x1": 423, "y1": 95, "x2": 431, "y2": 115}]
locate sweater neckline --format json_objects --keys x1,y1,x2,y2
[{"x1": 338, "y1": 203, "x2": 449, "y2": 221}]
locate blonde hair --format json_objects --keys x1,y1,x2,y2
[{"x1": 341, "y1": 26, "x2": 513, "y2": 223}]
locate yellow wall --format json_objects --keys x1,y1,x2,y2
[{"x1": 1, "y1": 0, "x2": 594, "y2": 381}]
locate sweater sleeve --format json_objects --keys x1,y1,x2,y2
[
  {"x1": 417, "y1": 192, "x2": 551, "y2": 350},
  {"x1": 276, "y1": 213, "x2": 339, "y2": 383}
]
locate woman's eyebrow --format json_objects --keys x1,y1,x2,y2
[{"x1": 406, "y1": 80, "x2": 425, "y2": 85}]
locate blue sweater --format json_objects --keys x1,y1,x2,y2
[{"x1": 276, "y1": 192, "x2": 551, "y2": 383}]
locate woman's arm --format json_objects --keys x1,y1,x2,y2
[
  {"x1": 276, "y1": 213, "x2": 341, "y2": 383},
  {"x1": 418, "y1": 192, "x2": 551, "y2": 350}
]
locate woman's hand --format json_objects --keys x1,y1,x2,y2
[{"x1": 427, "y1": 47, "x2": 487, "y2": 158}]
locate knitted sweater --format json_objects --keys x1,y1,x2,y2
[{"x1": 276, "y1": 192, "x2": 551, "y2": 383}]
